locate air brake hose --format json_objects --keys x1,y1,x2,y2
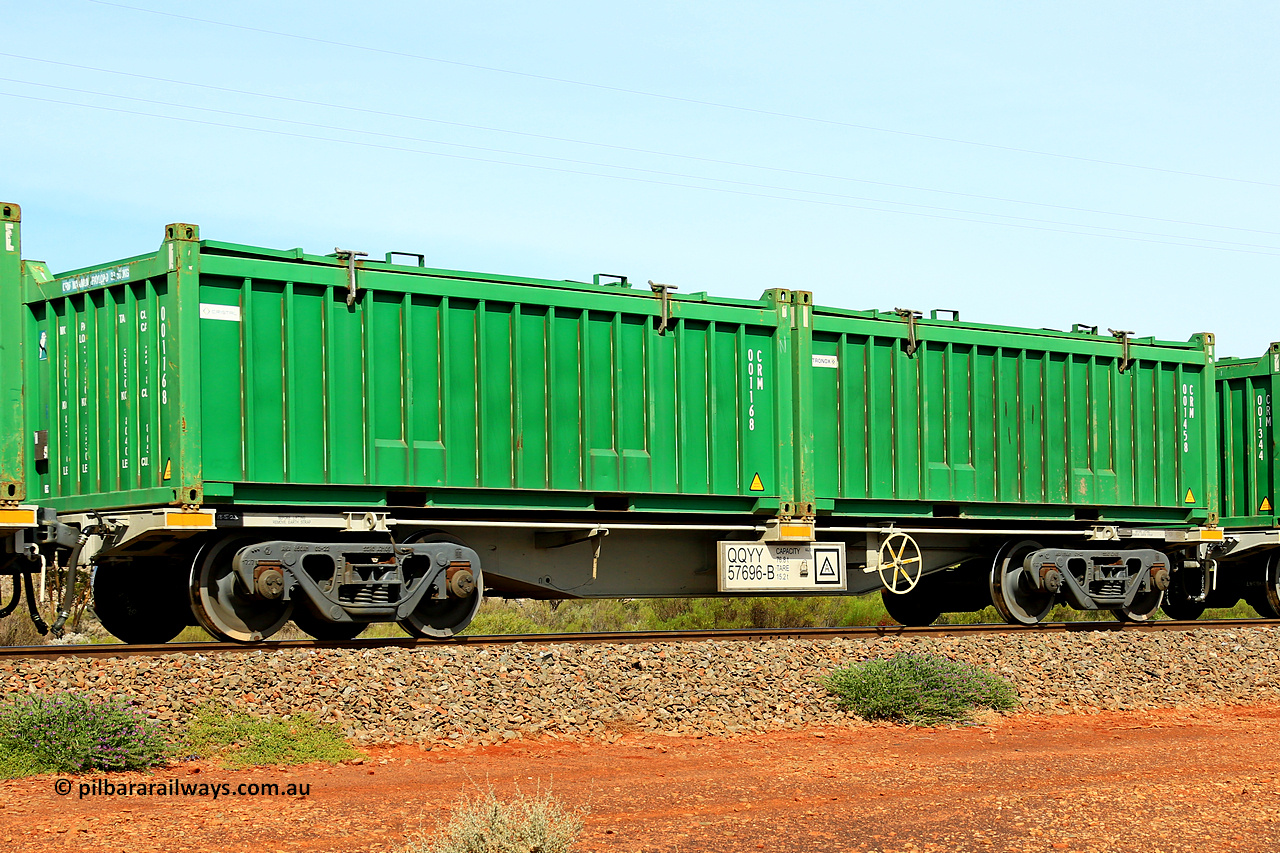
[
  {"x1": 20, "y1": 570, "x2": 48, "y2": 635},
  {"x1": 0, "y1": 571, "x2": 21, "y2": 619},
  {"x1": 49, "y1": 531, "x2": 89, "y2": 638}
]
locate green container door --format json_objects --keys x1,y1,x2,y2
[
  {"x1": 1217, "y1": 344, "x2": 1280, "y2": 528},
  {"x1": 189, "y1": 244, "x2": 795, "y2": 513},
  {"x1": 808, "y1": 308, "x2": 1217, "y2": 524}
]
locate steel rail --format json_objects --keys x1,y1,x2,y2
[{"x1": 3, "y1": 618, "x2": 1277, "y2": 661}]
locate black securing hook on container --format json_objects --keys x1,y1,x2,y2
[
  {"x1": 1109, "y1": 328, "x2": 1135, "y2": 373},
  {"x1": 894, "y1": 308, "x2": 922, "y2": 356}
]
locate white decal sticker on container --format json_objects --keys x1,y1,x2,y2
[{"x1": 199, "y1": 303, "x2": 242, "y2": 322}]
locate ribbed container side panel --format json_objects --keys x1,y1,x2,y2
[
  {"x1": 1217, "y1": 348, "x2": 1279, "y2": 527},
  {"x1": 811, "y1": 314, "x2": 1215, "y2": 519},
  {"x1": 195, "y1": 264, "x2": 788, "y2": 504},
  {"x1": 28, "y1": 275, "x2": 179, "y2": 503}
]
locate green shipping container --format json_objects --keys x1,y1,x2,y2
[
  {"x1": 805, "y1": 304, "x2": 1218, "y2": 525},
  {"x1": 1217, "y1": 344, "x2": 1280, "y2": 529},
  {"x1": 0, "y1": 205, "x2": 1219, "y2": 528},
  {"x1": 2, "y1": 210, "x2": 803, "y2": 516}
]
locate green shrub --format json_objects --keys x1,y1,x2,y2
[
  {"x1": 824, "y1": 652, "x2": 1018, "y2": 726},
  {"x1": 183, "y1": 707, "x2": 358, "y2": 768},
  {"x1": 0, "y1": 692, "x2": 169, "y2": 776},
  {"x1": 406, "y1": 788, "x2": 585, "y2": 853},
  {"x1": 0, "y1": 744, "x2": 52, "y2": 779},
  {"x1": 461, "y1": 594, "x2": 1267, "y2": 634}
]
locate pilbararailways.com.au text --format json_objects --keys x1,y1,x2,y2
[{"x1": 54, "y1": 778, "x2": 311, "y2": 799}]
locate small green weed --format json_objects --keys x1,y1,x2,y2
[
  {"x1": 0, "y1": 692, "x2": 169, "y2": 777},
  {"x1": 405, "y1": 787, "x2": 585, "y2": 853},
  {"x1": 0, "y1": 744, "x2": 53, "y2": 779},
  {"x1": 825, "y1": 652, "x2": 1018, "y2": 726},
  {"x1": 182, "y1": 707, "x2": 358, "y2": 768}
]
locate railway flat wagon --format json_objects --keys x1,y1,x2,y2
[
  {"x1": 0, "y1": 204, "x2": 820, "y2": 642},
  {"x1": 0, "y1": 203, "x2": 1245, "y2": 642}
]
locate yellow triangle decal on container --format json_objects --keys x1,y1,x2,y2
[
  {"x1": 1262, "y1": 497, "x2": 1273, "y2": 513},
  {"x1": 749, "y1": 472, "x2": 765, "y2": 492},
  {"x1": 162, "y1": 458, "x2": 172, "y2": 481},
  {"x1": 1184, "y1": 488, "x2": 1195, "y2": 504}
]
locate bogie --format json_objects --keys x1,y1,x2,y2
[{"x1": 176, "y1": 532, "x2": 486, "y2": 644}]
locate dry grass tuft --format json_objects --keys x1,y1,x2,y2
[{"x1": 403, "y1": 787, "x2": 585, "y2": 853}]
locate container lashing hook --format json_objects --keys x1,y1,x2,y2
[
  {"x1": 894, "y1": 308, "x2": 922, "y2": 356},
  {"x1": 1109, "y1": 328, "x2": 1134, "y2": 373},
  {"x1": 335, "y1": 248, "x2": 368, "y2": 308},
  {"x1": 648, "y1": 280, "x2": 677, "y2": 335}
]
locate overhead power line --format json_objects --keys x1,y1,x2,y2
[
  {"x1": 85, "y1": 0, "x2": 1280, "y2": 190},
  {"x1": 4, "y1": 52, "x2": 1277, "y2": 240},
  {"x1": 4, "y1": 87, "x2": 1278, "y2": 259},
  {"x1": 5, "y1": 75, "x2": 1277, "y2": 252}
]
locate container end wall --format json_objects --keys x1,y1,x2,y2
[{"x1": 0, "y1": 202, "x2": 24, "y2": 501}]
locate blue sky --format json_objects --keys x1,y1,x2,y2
[{"x1": 3, "y1": 1, "x2": 1277, "y2": 357}]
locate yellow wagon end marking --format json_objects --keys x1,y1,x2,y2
[
  {"x1": 0, "y1": 508, "x2": 36, "y2": 527},
  {"x1": 164, "y1": 511, "x2": 215, "y2": 528}
]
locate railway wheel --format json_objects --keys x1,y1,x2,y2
[
  {"x1": 92, "y1": 559, "x2": 189, "y2": 644},
  {"x1": 1244, "y1": 553, "x2": 1280, "y2": 618},
  {"x1": 397, "y1": 532, "x2": 483, "y2": 639},
  {"x1": 880, "y1": 586, "x2": 942, "y2": 627},
  {"x1": 291, "y1": 608, "x2": 365, "y2": 641},
  {"x1": 190, "y1": 537, "x2": 293, "y2": 643},
  {"x1": 1112, "y1": 588, "x2": 1164, "y2": 622},
  {"x1": 989, "y1": 539, "x2": 1054, "y2": 626}
]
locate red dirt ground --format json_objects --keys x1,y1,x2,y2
[{"x1": 4, "y1": 705, "x2": 1279, "y2": 853}]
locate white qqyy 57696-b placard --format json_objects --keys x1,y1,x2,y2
[{"x1": 717, "y1": 541, "x2": 846, "y2": 592}]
